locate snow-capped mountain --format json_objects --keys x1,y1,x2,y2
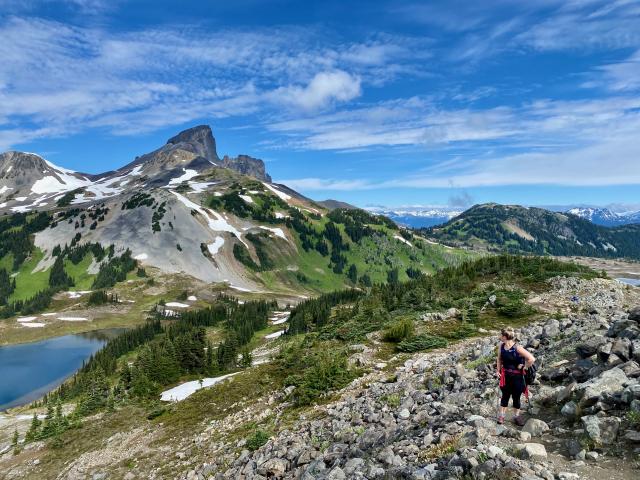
[
  {"x1": 566, "y1": 207, "x2": 640, "y2": 227},
  {"x1": 0, "y1": 126, "x2": 270, "y2": 214},
  {"x1": 367, "y1": 206, "x2": 463, "y2": 228}
]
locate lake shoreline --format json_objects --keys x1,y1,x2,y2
[{"x1": 0, "y1": 328, "x2": 125, "y2": 412}]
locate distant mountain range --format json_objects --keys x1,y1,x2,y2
[
  {"x1": 366, "y1": 206, "x2": 463, "y2": 228},
  {"x1": 370, "y1": 204, "x2": 640, "y2": 229},
  {"x1": 424, "y1": 203, "x2": 640, "y2": 260},
  {"x1": 563, "y1": 207, "x2": 640, "y2": 227}
]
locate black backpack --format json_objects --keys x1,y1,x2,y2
[{"x1": 524, "y1": 363, "x2": 538, "y2": 385}]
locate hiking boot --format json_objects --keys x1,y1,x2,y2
[
  {"x1": 513, "y1": 415, "x2": 525, "y2": 426},
  {"x1": 497, "y1": 415, "x2": 505, "y2": 425}
]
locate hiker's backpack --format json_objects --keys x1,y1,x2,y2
[{"x1": 524, "y1": 363, "x2": 538, "y2": 385}]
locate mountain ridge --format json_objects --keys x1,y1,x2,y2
[
  {"x1": 424, "y1": 202, "x2": 640, "y2": 259},
  {"x1": 0, "y1": 125, "x2": 270, "y2": 213}
]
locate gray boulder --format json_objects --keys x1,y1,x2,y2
[
  {"x1": 522, "y1": 419, "x2": 550, "y2": 437},
  {"x1": 516, "y1": 443, "x2": 548, "y2": 460},
  {"x1": 576, "y1": 367, "x2": 628, "y2": 406},
  {"x1": 575, "y1": 336, "x2": 607, "y2": 359},
  {"x1": 611, "y1": 338, "x2": 632, "y2": 361},
  {"x1": 581, "y1": 415, "x2": 620, "y2": 445}
]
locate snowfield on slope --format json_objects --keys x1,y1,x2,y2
[
  {"x1": 160, "y1": 373, "x2": 239, "y2": 402},
  {"x1": 262, "y1": 182, "x2": 291, "y2": 201}
]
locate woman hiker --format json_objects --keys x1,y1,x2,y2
[{"x1": 496, "y1": 327, "x2": 536, "y2": 426}]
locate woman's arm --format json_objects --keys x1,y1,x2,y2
[{"x1": 516, "y1": 345, "x2": 536, "y2": 368}]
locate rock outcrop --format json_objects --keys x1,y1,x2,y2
[{"x1": 221, "y1": 155, "x2": 271, "y2": 182}]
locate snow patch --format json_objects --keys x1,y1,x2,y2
[
  {"x1": 67, "y1": 290, "x2": 91, "y2": 299},
  {"x1": 265, "y1": 330, "x2": 285, "y2": 339},
  {"x1": 239, "y1": 194, "x2": 254, "y2": 204},
  {"x1": 259, "y1": 226, "x2": 288, "y2": 241},
  {"x1": 187, "y1": 295, "x2": 197, "y2": 301},
  {"x1": 165, "y1": 302, "x2": 189, "y2": 308},
  {"x1": 229, "y1": 284, "x2": 254, "y2": 293},
  {"x1": 393, "y1": 235, "x2": 413, "y2": 247},
  {"x1": 57, "y1": 316, "x2": 88, "y2": 322},
  {"x1": 160, "y1": 373, "x2": 239, "y2": 402},
  {"x1": 170, "y1": 190, "x2": 245, "y2": 244},
  {"x1": 168, "y1": 168, "x2": 199, "y2": 186},
  {"x1": 17, "y1": 316, "x2": 38, "y2": 323},
  {"x1": 208, "y1": 236, "x2": 225, "y2": 255},
  {"x1": 22, "y1": 322, "x2": 46, "y2": 328},
  {"x1": 188, "y1": 181, "x2": 217, "y2": 193},
  {"x1": 134, "y1": 253, "x2": 148, "y2": 260},
  {"x1": 31, "y1": 161, "x2": 90, "y2": 194},
  {"x1": 262, "y1": 182, "x2": 291, "y2": 201},
  {"x1": 0, "y1": 186, "x2": 11, "y2": 194}
]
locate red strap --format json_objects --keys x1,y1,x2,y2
[{"x1": 499, "y1": 367, "x2": 506, "y2": 388}]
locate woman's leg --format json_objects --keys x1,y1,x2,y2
[
  {"x1": 512, "y1": 378, "x2": 525, "y2": 425},
  {"x1": 498, "y1": 386, "x2": 510, "y2": 422}
]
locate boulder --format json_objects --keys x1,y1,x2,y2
[
  {"x1": 259, "y1": 458, "x2": 289, "y2": 476},
  {"x1": 576, "y1": 336, "x2": 607, "y2": 359},
  {"x1": 611, "y1": 338, "x2": 632, "y2": 361},
  {"x1": 576, "y1": 367, "x2": 628, "y2": 406},
  {"x1": 607, "y1": 319, "x2": 638, "y2": 338},
  {"x1": 565, "y1": 438, "x2": 583, "y2": 458},
  {"x1": 556, "y1": 382, "x2": 576, "y2": 403},
  {"x1": 621, "y1": 384, "x2": 640, "y2": 404},
  {"x1": 522, "y1": 419, "x2": 550, "y2": 437},
  {"x1": 581, "y1": 415, "x2": 620, "y2": 445},
  {"x1": 624, "y1": 430, "x2": 640, "y2": 443},
  {"x1": 621, "y1": 361, "x2": 640, "y2": 378},
  {"x1": 542, "y1": 319, "x2": 560, "y2": 338},
  {"x1": 516, "y1": 443, "x2": 547, "y2": 460},
  {"x1": 633, "y1": 340, "x2": 640, "y2": 362},
  {"x1": 560, "y1": 401, "x2": 579, "y2": 419},
  {"x1": 597, "y1": 342, "x2": 612, "y2": 362},
  {"x1": 629, "y1": 306, "x2": 640, "y2": 321}
]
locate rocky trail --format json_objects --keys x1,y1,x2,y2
[
  {"x1": 2, "y1": 277, "x2": 640, "y2": 480},
  {"x1": 181, "y1": 278, "x2": 640, "y2": 480}
]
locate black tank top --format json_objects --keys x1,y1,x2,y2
[{"x1": 501, "y1": 343, "x2": 524, "y2": 372}]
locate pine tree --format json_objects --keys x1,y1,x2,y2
[
  {"x1": 25, "y1": 412, "x2": 41, "y2": 442},
  {"x1": 48, "y1": 256, "x2": 74, "y2": 289},
  {"x1": 11, "y1": 428, "x2": 19, "y2": 454},
  {"x1": 240, "y1": 349, "x2": 253, "y2": 368},
  {"x1": 347, "y1": 264, "x2": 358, "y2": 284}
]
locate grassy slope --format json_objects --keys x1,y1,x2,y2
[
  {"x1": 64, "y1": 253, "x2": 95, "y2": 291},
  {"x1": 9, "y1": 248, "x2": 49, "y2": 301}
]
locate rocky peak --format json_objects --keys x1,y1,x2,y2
[
  {"x1": 166, "y1": 125, "x2": 219, "y2": 163},
  {"x1": 0, "y1": 151, "x2": 49, "y2": 177},
  {"x1": 221, "y1": 154, "x2": 272, "y2": 182}
]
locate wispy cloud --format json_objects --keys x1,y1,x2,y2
[{"x1": 0, "y1": 16, "x2": 421, "y2": 149}]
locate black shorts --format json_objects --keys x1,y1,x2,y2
[{"x1": 500, "y1": 374, "x2": 525, "y2": 409}]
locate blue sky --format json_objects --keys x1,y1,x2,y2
[{"x1": 1, "y1": 0, "x2": 639, "y2": 210}]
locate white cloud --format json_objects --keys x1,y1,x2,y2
[
  {"x1": 268, "y1": 70, "x2": 361, "y2": 111},
  {"x1": 0, "y1": 17, "x2": 416, "y2": 147}
]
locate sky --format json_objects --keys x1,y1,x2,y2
[{"x1": 1, "y1": 0, "x2": 639, "y2": 210}]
